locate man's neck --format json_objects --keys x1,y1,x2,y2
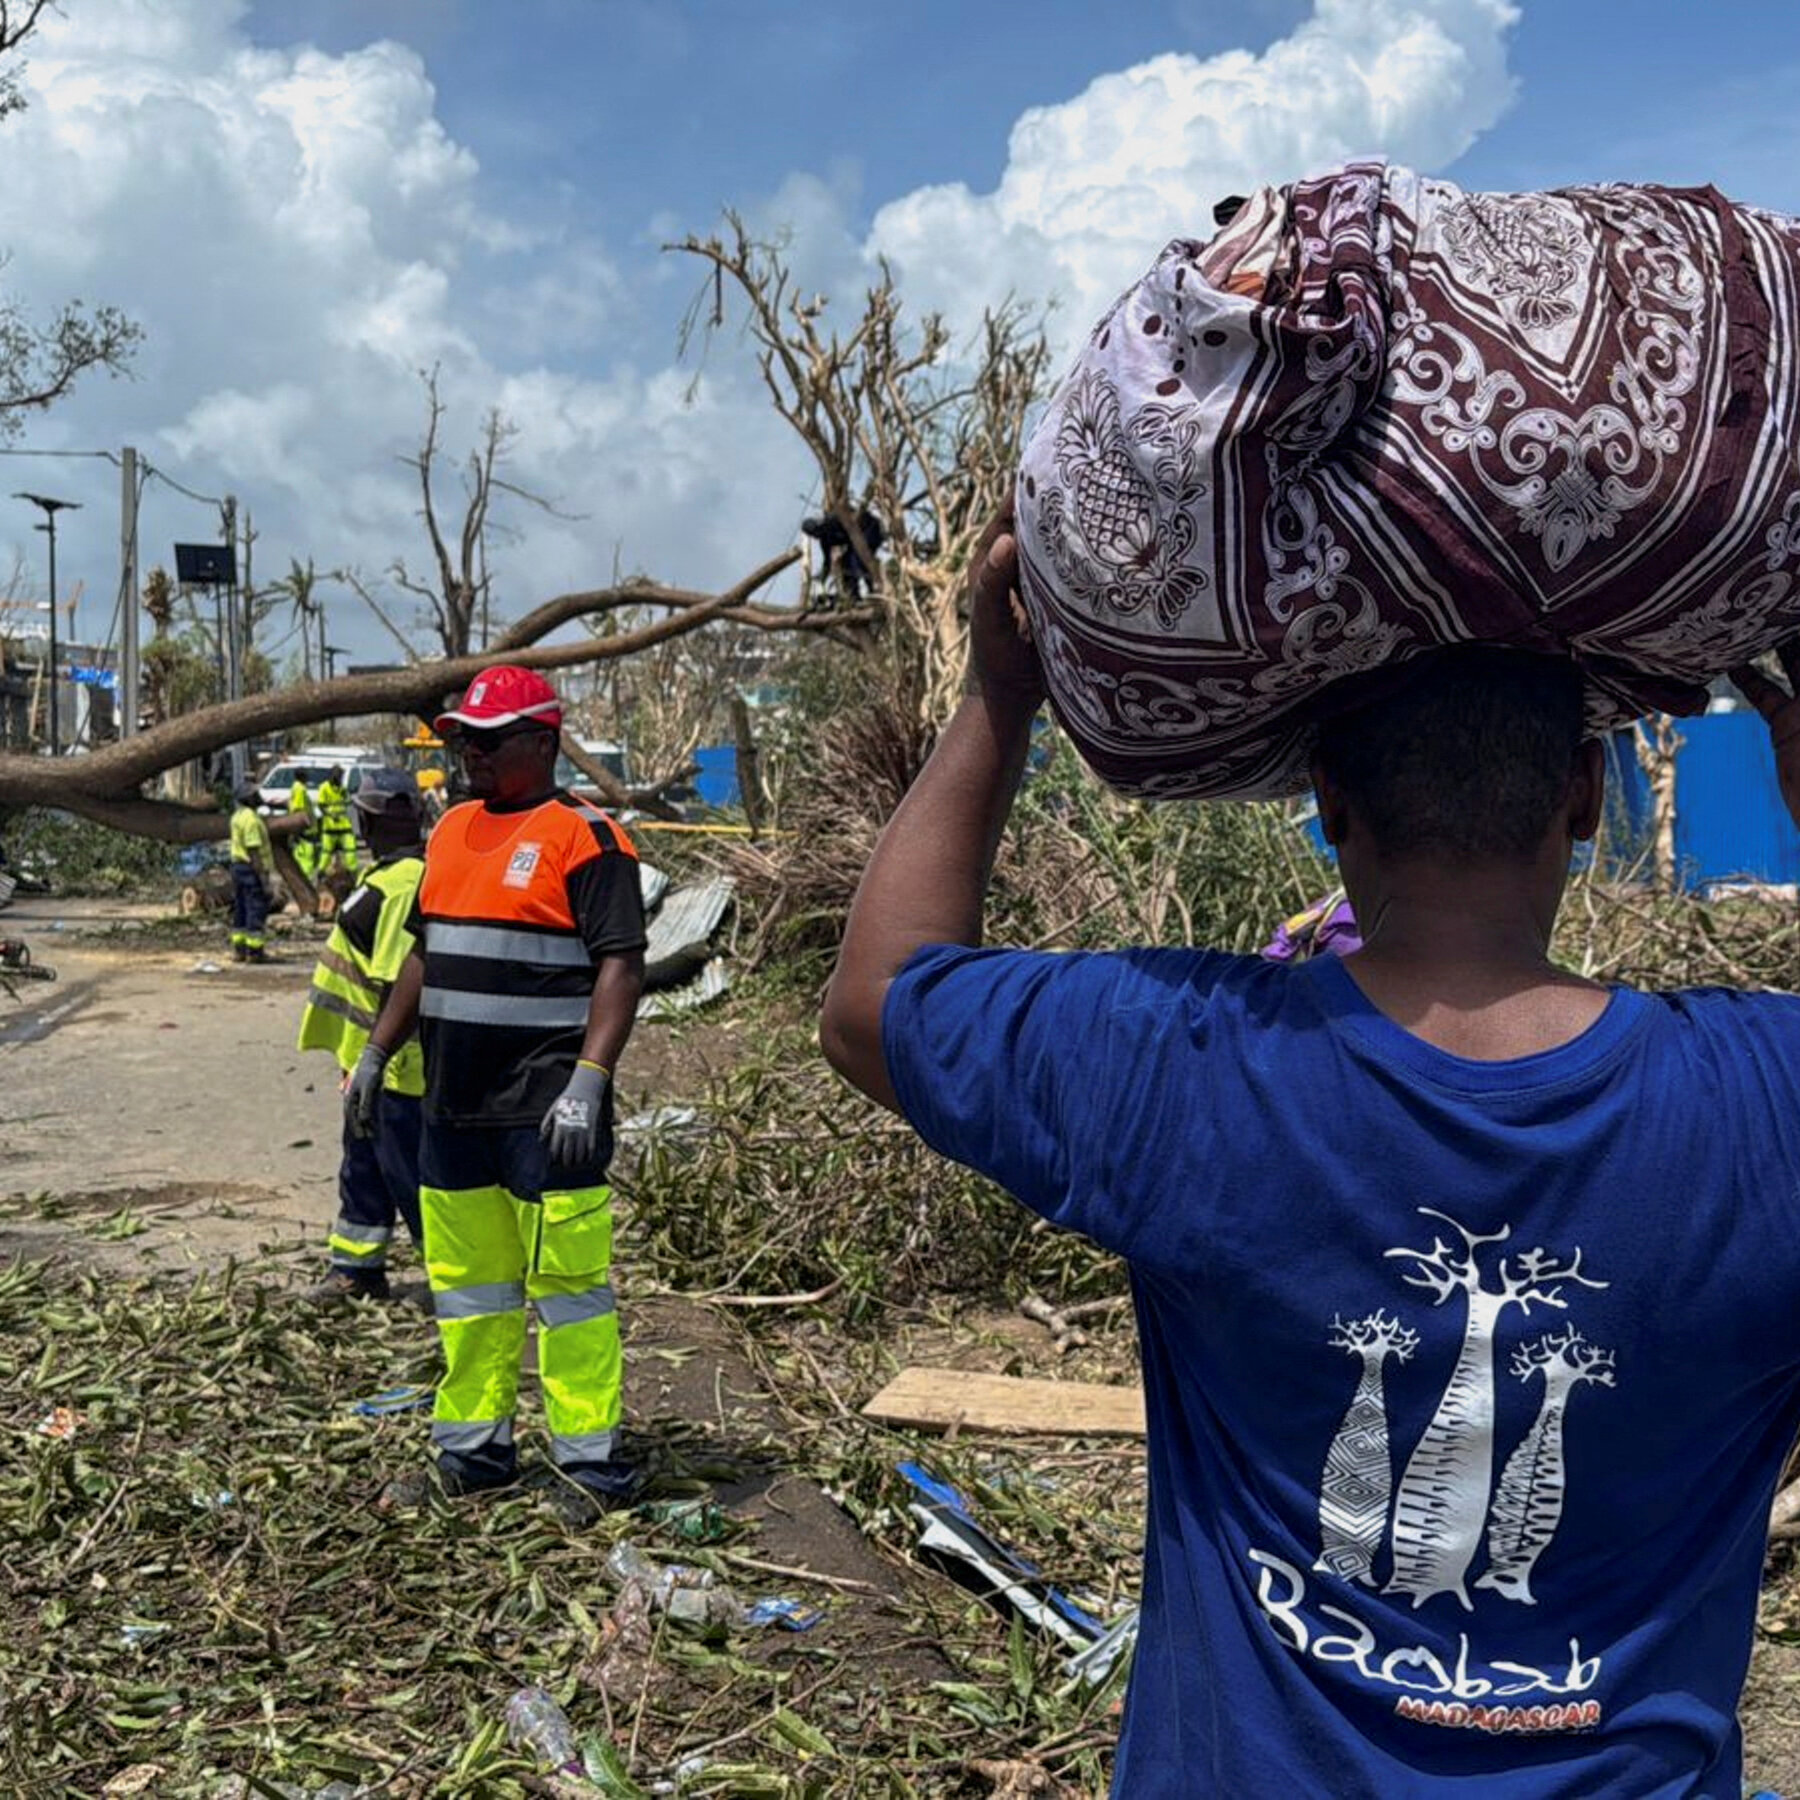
[
  {"x1": 483, "y1": 784, "x2": 558, "y2": 815},
  {"x1": 1337, "y1": 862, "x2": 1608, "y2": 1060}
]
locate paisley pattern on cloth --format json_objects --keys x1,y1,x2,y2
[{"x1": 1014, "y1": 161, "x2": 1800, "y2": 800}]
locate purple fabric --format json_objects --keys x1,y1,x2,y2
[{"x1": 1261, "y1": 893, "x2": 1362, "y2": 962}]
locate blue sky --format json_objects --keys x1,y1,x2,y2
[{"x1": 4, "y1": 0, "x2": 1800, "y2": 669}]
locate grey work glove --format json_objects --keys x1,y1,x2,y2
[
  {"x1": 344, "y1": 1043, "x2": 390, "y2": 1140},
  {"x1": 540, "y1": 1060, "x2": 609, "y2": 1170}
]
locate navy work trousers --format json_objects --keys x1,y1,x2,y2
[{"x1": 328, "y1": 1090, "x2": 424, "y2": 1273}]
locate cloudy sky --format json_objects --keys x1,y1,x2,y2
[{"x1": 3, "y1": 0, "x2": 1799, "y2": 669}]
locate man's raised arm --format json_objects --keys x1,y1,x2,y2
[{"x1": 819, "y1": 506, "x2": 1045, "y2": 1111}]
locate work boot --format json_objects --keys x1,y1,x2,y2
[
  {"x1": 231, "y1": 943, "x2": 248, "y2": 963},
  {"x1": 436, "y1": 1452, "x2": 520, "y2": 1499},
  {"x1": 376, "y1": 1459, "x2": 518, "y2": 1512},
  {"x1": 304, "y1": 1267, "x2": 391, "y2": 1304},
  {"x1": 243, "y1": 945, "x2": 271, "y2": 964},
  {"x1": 545, "y1": 1458, "x2": 647, "y2": 1525}
]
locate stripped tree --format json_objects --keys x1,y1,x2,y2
[
  {"x1": 1475, "y1": 1328, "x2": 1616, "y2": 1605},
  {"x1": 671, "y1": 215, "x2": 1050, "y2": 733},
  {"x1": 1383, "y1": 1210, "x2": 1607, "y2": 1611},
  {"x1": 1314, "y1": 1310, "x2": 1420, "y2": 1587}
]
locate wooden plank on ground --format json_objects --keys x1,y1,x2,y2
[{"x1": 861, "y1": 1366, "x2": 1146, "y2": 1438}]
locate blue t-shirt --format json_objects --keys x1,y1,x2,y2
[{"x1": 882, "y1": 944, "x2": 1800, "y2": 1799}]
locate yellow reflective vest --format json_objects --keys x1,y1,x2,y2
[
  {"x1": 229, "y1": 804, "x2": 272, "y2": 870},
  {"x1": 296, "y1": 854, "x2": 425, "y2": 1094}
]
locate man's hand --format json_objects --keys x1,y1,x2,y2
[
  {"x1": 344, "y1": 1043, "x2": 390, "y2": 1140},
  {"x1": 540, "y1": 1060, "x2": 609, "y2": 1170},
  {"x1": 1731, "y1": 641, "x2": 1800, "y2": 829},
  {"x1": 965, "y1": 501, "x2": 1045, "y2": 713}
]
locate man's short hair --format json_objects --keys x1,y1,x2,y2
[{"x1": 1312, "y1": 648, "x2": 1587, "y2": 861}]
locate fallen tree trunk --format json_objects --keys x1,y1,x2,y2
[{"x1": 0, "y1": 553, "x2": 833, "y2": 841}]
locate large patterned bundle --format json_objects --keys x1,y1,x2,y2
[{"x1": 1014, "y1": 161, "x2": 1800, "y2": 799}]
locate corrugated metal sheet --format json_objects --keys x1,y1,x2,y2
[
  {"x1": 638, "y1": 862, "x2": 671, "y2": 914},
  {"x1": 638, "y1": 956, "x2": 731, "y2": 1020},
  {"x1": 643, "y1": 878, "x2": 735, "y2": 989}
]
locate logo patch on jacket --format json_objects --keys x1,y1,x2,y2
[{"x1": 502, "y1": 843, "x2": 542, "y2": 889}]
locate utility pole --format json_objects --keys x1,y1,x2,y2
[
  {"x1": 221, "y1": 493, "x2": 242, "y2": 788},
  {"x1": 120, "y1": 447, "x2": 139, "y2": 738},
  {"x1": 14, "y1": 491, "x2": 80, "y2": 757}
]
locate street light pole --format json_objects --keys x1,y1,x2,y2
[{"x1": 14, "y1": 492, "x2": 81, "y2": 757}]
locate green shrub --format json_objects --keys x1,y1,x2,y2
[{"x1": 4, "y1": 809, "x2": 182, "y2": 896}]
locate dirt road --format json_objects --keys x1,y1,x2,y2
[{"x1": 3, "y1": 899, "x2": 344, "y2": 1268}]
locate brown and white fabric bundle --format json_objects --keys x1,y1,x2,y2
[{"x1": 1013, "y1": 160, "x2": 1800, "y2": 799}]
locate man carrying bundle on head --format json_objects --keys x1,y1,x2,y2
[{"x1": 822, "y1": 502, "x2": 1800, "y2": 1798}]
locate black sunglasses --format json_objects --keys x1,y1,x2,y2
[{"x1": 456, "y1": 723, "x2": 549, "y2": 753}]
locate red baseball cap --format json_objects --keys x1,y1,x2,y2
[{"x1": 434, "y1": 665, "x2": 563, "y2": 735}]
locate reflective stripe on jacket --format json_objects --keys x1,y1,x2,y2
[{"x1": 297, "y1": 854, "x2": 426, "y2": 1092}]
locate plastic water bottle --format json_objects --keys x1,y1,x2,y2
[{"x1": 505, "y1": 1685, "x2": 582, "y2": 1775}]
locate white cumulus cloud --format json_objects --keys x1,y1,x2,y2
[
  {"x1": 0, "y1": 0, "x2": 1519, "y2": 672},
  {"x1": 867, "y1": 0, "x2": 1519, "y2": 348}
]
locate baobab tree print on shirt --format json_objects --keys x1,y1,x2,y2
[
  {"x1": 1477, "y1": 1328, "x2": 1616, "y2": 1605},
  {"x1": 1309, "y1": 1207, "x2": 1613, "y2": 1612},
  {"x1": 1315, "y1": 1311, "x2": 1420, "y2": 1587}
]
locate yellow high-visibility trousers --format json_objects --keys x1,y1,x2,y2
[{"x1": 418, "y1": 1123, "x2": 622, "y2": 1487}]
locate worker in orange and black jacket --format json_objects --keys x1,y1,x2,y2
[{"x1": 352, "y1": 667, "x2": 647, "y2": 1515}]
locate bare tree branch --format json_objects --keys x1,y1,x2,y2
[
  {"x1": 342, "y1": 570, "x2": 426, "y2": 664},
  {"x1": 670, "y1": 216, "x2": 1049, "y2": 728}
]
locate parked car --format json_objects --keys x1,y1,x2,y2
[{"x1": 553, "y1": 737, "x2": 630, "y2": 790}]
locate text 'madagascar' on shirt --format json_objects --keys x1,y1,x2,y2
[
  {"x1": 882, "y1": 942, "x2": 1800, "y2": 1799},
  {"x1": 416, "y1": 792, "x2": 647, "y2": 1127}
]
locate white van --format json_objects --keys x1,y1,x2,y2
[{"x1": 255, "y1": 747, "x2": 387, "y2": 813}]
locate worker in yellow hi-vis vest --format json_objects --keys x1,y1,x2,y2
[
  {"x1": 297, "y1": 771, "x2": 427, "y2": 1302},
  {"x1": 288, "y1": 773, "x2": 320, "y2": 881},
  {"x1": 316, "y1": 766, "x2": 359, "y2": 885},
  {"x1": 227, "y1": 781, "x2": 274, "y2": 963}
]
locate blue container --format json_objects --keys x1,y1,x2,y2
[
  {"x1": 691, "y1": 745, "x2": 740, "y2": 810},
  {"x1": 1667, "y1": 711, "x2": 1799, "y2": 887}
]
